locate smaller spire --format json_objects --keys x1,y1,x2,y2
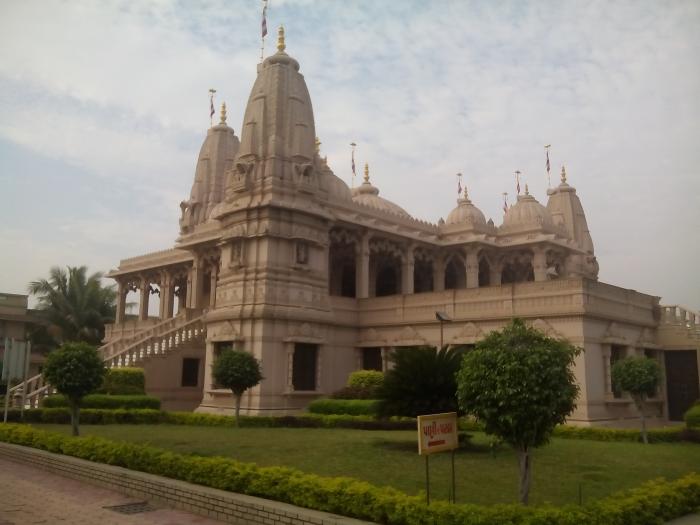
[
  {"x1": 560, "y1": 165, "x2": 567, "y2": 183},
  {"x1": 464, "y1": 186, "x2": 469, "y2": 200},
  {"x1": 315, "y1": 136, "x2": 321, "y2": 154},
  {"x1": 525, "y1": 183, "x2": 530, "y2": 195},
  {"x1": 219, "y1": 102, "x2": 227, "y2": 125},
  {"x1": 363, "y1": 162, "x2": 370, "y2": 183},
  {"x1": 277, "y1": 25, "x2": 286, "y2": 53}
]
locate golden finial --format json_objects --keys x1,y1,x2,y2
[
  {"x1": 315, "y1": 137, "x2": 321, "y2": 154},
  {"x1": 525, "y1": 183, "x2": 530, "y2": 195},
  {"x1": 560, "y1": 165, "x2": 567, "y2": 183},
  {"x1": 220, "y1": 102, "x2": 227, "y2": 125},
  {"x1": 277, "y1": 25, "x2": 286, "y2": 53},
  {"x1": 363, "y1": 163, "x2": 370, "y2": 183},
  {"x1": 464, "y1": 186, "x2": 469, "y2": 200}
]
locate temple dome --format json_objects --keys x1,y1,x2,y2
[
  {"x1": 180, "y1": 103, "x2": 239, "y2": 234},
  {"x1": 351, "y1": 164, "x2": 411, "y2": 218},
  {"x1": 445, "y1": 192, "x2": 487, "y2": 226},
  {"x1": 501, "y1": 189, "x2": 554, "y2": 230}
]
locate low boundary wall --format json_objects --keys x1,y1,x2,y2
[{"x1": 0, "y1": 442, "x2": 372, "y2": 525}]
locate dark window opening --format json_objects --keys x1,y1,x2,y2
[
  {"x1": 181, "y1": 358, "x2": 200, "y2": 387},
  {"x1": 414, "y1": 260, "x2": 433, "y2": 293},
  {"x1": 376, "y1": 265, "x2": 399, "y2": 296},
  {"x1": 329, "y1": 242, "x2": 356, "y2": 298},
  {"x1": 341, "y1": 264, "x2": 356, "y2": 297},
  {"x1": 362, "y1": 347, "x2": 383, "y2": 371},
  {"x1": 293, "y1": 343, "x2": 317, "y2": 391},
  {"x1": 478, "y1": 258, "x2": 490, "y2": 287},
  {"x1": 610, "y1": 345, "x2": 625, "y2": 398},
  {"x1": 501, "y1": 260, "x2": 534, "y2": 284},
  {"x1": 444, "y1": 258, "x2": 465, "y2": 290}
]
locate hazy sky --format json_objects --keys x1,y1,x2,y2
[{"x1": 1, "y1": 0, "x2": 698, "y2": 311}]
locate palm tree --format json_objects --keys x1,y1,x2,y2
[{"x1": 28, "y1": 266, "x2": 116, "y2": 345}]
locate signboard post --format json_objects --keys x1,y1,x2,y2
[{"x1": 417, "y1": 412, "x2": 459, "y2": 504}]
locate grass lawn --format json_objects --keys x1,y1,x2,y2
[{"x1": 32, "y1": 424, "x2": 700, "y2": 506}]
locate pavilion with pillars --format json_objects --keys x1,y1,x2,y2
[{"x1": 95, "y1": 27, "x2": 699, "y2": 424}]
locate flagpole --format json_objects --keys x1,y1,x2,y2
[
  {"x1": 502, "y1": 192, "x2": 509, "y2": 214},
  {"x1": 261, "y1": 0, "x2": 266, "y2": 62},
  {"x1": 515, "y1": 170, "x2": 521, "y2": 195},
  {"x1": 456, "y1": 173, "x2": 463, "y2": 197},
  {"x1": 545, "y1": 144, "x2": 551, "y2": 188}
]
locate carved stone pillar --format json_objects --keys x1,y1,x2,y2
[
  {"x1": 433, "y1": 253, "x2": 445, "y2": 292},
  {"x1": 356, "y1": 233, "x2": 370, "y2": 299},
  {"x1": 187, "y1": 258, "x2": 204, "y2": 309},
  {"x1": 209, "y1": 265, "x2": 218, "y2": 309},
  {"x1": 138, "y1": 277, "x2": 149, "y2": 321},
  {"x1": 533, "y1": 248, "x2": 548, "y2": 282},
  {"x1": 115, "y1": 280, "x2": 127, "y2": 324},
  {"x1": 465, "y1": 249, "x2": 479, "y2": 289},
  {"x1": 401, "y1": 247, "x2": 415, "y2": 295},
  {"x1": 203, "y1": 341, "x2": 216, "y2": 391},
  {"x1": 159, "y1": 272, "x2": 174, "y2": 320}
]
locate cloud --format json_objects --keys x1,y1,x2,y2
[{"x1": 1, "y1": 0, "x2": 699, "y2": 309}]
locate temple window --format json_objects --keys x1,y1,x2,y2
[
  {"x1": 414, "y1": 259, "x2": 433, "y2": 293},
  {"x1": 444, "y1": 257, "x2": 466, "y2": 290},
  {"x1": 375, "y1": 265, "x2": 399, "y2": 296},
  {"x1": 181, "y1": 357, "x2": 200, "y2": 387},
  {"x1": 501, "y1": 257, "x2": 534, "y2": 284},
  {"x1": 478, "y1": 258, "x2": 491, "y2": 287},
  {"x1": 610, "y1": 345, "x2": 626, "y2": 398},
  {"x1": 329, "y1": 240, "x2": 356, "y2": 297},
  {"x1": 362, "y1": 347, "x2": 383, "y2": 371},
  {"x1": 292, "y1": 343, "x2": 318, "y2": 391}
]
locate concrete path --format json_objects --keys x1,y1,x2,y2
[{"x1": 0, "y1": 456, "x2": 222, "y2": 525}]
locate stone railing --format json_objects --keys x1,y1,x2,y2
[
  {"x1": 659, "y1": 305, "x2": 700, "y2": 342},
  {"x1": 8, "y1": 314, "x2": 205, "y2": 409},
  {"x1": 103, "y1": 316, "x2": 205, "y2": 368}
]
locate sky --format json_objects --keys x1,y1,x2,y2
[{"x1": 0, "y1": 0, "x2": 699, "y2": 311}]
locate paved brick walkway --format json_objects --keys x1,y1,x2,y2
[{"x1": 0, "y1": 456, "x2": 222, "y2": 525}]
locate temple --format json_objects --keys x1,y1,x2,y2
[{"x1": 17, "y1": 28, "x2": 700, "y2": 425}]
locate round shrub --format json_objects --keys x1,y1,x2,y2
[{"x1": 99, "y1": 367, "x2": 146, "y2": 395}]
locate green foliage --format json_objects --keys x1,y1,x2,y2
[
  {"x1": 552, "y1": 425, "x2": 688, "y2": 443},
  {"x1": 378, "y1": 345, "x2": 465, "y2": 418},
  {"x1": 42, "y1": 394, "x2": 160, "y2": 410},
  {"x1": 99, "y1": 367, "x2": 146, "y2": 395},
  {"x1": 307, "y1": 399, "x2": 379, "y2": 416},
  {"x1": 457, "y1": 319, "x2": 581, "y2": 450},
  {"x1": 347, "y1": 370, "x2": 384, "y2": 389},
  {"x1": 1, "y1": 423, "x2": 699, "y2": 525},
  {"x1": 611, "y1": 357, "x2": 662, "y2": 401},
  {"x1": 212, "y1": 350, "x2": 263, "y2": 396},
  {"x1": 28, "y1": 265, "x2": 116, "y2": 345},
  {"x1": 685, "y1": 404, "x2": 700, "y2": 429},
  {"x1": 43, "y1": 342, "x2": 106, "y2": 404},
  {"x1": 42, "y1": 341, "x2": 106, "y2": 435}
]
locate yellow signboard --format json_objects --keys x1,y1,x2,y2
[{"x1": 417, "y1": 412, "x2": 458, "y2": 455}]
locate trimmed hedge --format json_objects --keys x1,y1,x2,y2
[
  {"x1": 43, "y1": 394, "x2": 161, "y2": 410},
  {"x1": 307, "y1": 399, "x2": 379, "y2": 416},
  {"x1": 551, "y1": 425, "x2": 690, "y2": 443},
  {"x1": 0, "y1": 424, "x2": 698, "y2": 525},
  {"x1": 99, "y1": 367, "x2": 145, "y2": 395},
  {"x1": 347, "y1": 370, "x2": 384, "y2": 389},
  {"x1": 3, "y1": 408, "x2": 415, "y2": 430},
  {"x1": 685, "y1": 405, "x2": 700, "y2": 429}
]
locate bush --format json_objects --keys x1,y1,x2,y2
[
  {"x1": 348, "y1": 370, "x2": 383, "y2": 388},
  {"x1": 43, "y1": 394, "x2": 160, "y2": 410},
  {"x1": 307, "y1": 399, "x2": 380, "y2": 416},
  {"x1": 0, "y1": 424, "x2": 699, "y2": 525},
  {"x1": 99, "y1": 368, "x2": 145, "y2": 395},
  {"x1": 330, "y1": 386, "x2": 377, "y2": 400},
  {"x1": 685, "y1": 404, "x2": 700, "y2": 429}
]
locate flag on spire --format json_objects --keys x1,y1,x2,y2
[
  {"x1": 350, "y1": 142, "x2": 357, "y2": 187},
  {"x1": 457, "y1": 173, "x2": 463, "y2": 196},
  {"x1": 545, "y1": 144, "x2": 552, "y2": 188},
  {"x1": 502, "y1": 192, "x2": 509, "y2": 214},
  {"x1": 515, "y1": 170, "x2": 521, "y2": 195},
  {"x1": 261, "y1": 1, "x2": 268, "y2": 38},
  {"x1": 208, "y1": 88, "x2": 216, "y2": 126}
]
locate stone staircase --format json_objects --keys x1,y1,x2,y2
[{"x1": 6, "y1": 314, "x2": 206, "y2": 409}]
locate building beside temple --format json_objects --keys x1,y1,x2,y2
[{"x1": 21, "y1": 28, "x2": 698, "y2": 425}]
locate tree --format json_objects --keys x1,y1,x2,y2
[
  {"x1": 29, "y1": 266, "x2": 116, "y2": 345},
  {"x1": 611, "y1": 356, "x2": 661, "y2": 444},
  {"x1": 212, "y1": 350, "x2": 263, "y2": 426},
  {"x1": 378, "y1": 345, "x2": 465, "y2": 418},
  {"x1": 43, "y1": 342, "x2": 106, "y2": 436},
  {"x1": 456, "y1": 319, "x2": 581, "y2": 505}
]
